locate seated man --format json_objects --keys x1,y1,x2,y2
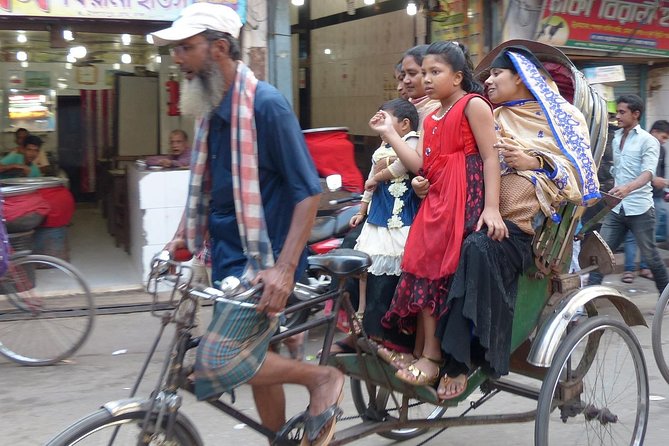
[
  {"x1": 0, "y1": 134, "x2": 43, "y2": 179},
  {"x1": 10, "y1": 128, "x2": 51, "y2": 174},
  {"x1": 145, "y1": 129, "x2": 192, "y2": 168}
]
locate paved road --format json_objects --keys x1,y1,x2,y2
[{"x1": 1, "y1": 274, "x2": 669, "y2": 445}]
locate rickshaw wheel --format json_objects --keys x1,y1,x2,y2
[
  {"x1": 534, "y1": 316, "x2": 648, "y2": 446},
  {"x1": 651, "y1": 283, "x2": 669, "y2": 384},
  {"x1": 349, "y1": 378, "x2": 446, "y2": 440}
]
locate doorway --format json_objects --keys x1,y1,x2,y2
[{"x1": 57, "y1": 95, "x2": 95, "y2": 202}]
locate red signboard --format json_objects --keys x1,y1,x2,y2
[{"x1": 537, "y1": 0, "x2": 669, "y2": 56}]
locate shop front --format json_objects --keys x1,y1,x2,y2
[{"x1": 0, "y1": 1, "x2": 250, "y2": 291}]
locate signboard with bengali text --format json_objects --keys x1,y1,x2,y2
[
  {"x1": 537, "y1": 0, "x2": 669, "y2": 56},
  {"x1": 0, "y1": 0, "x2": 246, "y2": 23}
]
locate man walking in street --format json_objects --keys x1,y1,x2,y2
[
  {"x1": 153, "y1": 4, "x2": 344, "y2": 444},
  {"x1": 588, "y1": 94, "x2": 669, "y2": 293}
]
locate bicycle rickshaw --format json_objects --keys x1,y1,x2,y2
[{"x1": 47, "y1": 40, "x2": 649, "y2": 445}]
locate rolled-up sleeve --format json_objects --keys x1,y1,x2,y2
[{"x1": 641, "y1": 135, "x2": 660, "y2": 176}]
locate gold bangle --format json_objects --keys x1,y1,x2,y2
[{"x1": 535, "y1": 156, "x2": 544, "y2": 170}]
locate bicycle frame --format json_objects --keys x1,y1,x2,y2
[{"x1": 99, "y1": 254, "x2": 360, "y2": 445}]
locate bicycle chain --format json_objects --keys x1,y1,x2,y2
[{"x1": 338, "y1": 400, "x2": 433, "y2": 422}]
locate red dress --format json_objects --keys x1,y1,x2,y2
[{"x1": 382, "y1": 93, "x2": 488, "y2": 335}]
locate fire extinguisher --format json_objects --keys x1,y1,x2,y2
[{"x1": 166, "y1": 75, "x2": 180, "y2": 116}]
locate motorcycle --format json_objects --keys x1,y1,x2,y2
[{"x1": 283, "y1": 193, "x2": 362, "y2": 329}]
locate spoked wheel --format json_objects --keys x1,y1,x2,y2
[
  {"x1": 350, "y1": 377, "x2": 446, "y2": 440},
  {"x1": 651, "y1": 283, "x2": 669, "y2": 384},
  {"x1": 0, "y1": 254, "x2": 95, "y2": 365},
  {"x1": 45, "y1": 409, "x2": 202, "y2": 445},
  {"x1": 535, "y1": 316, "x2": 648, "y2": 445}
]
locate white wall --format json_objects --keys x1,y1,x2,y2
[{"x1": 646, "y1": 66, "x2": 669, "y2": 131}]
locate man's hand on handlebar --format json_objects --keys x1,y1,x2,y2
[
  {"x1": 252, "y1": 263, "x2": 295, "y2": 315},
  {"x1": 164, "y1": 236, "x2": 187, "y2": 256}
]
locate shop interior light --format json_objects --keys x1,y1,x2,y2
[
  {"x1": 16, "y1": 51, "x2": 27, "y2": 61},
  {"x1": 146, "y1": 34, "x2": 154, "y2": 44},
  {"x1": 155, "y1": 55, "x2": 162, "y2": 64},
  {"x1": 324, "y1": 48, "x2": 332, "y2": 55},
  {"x1": 66, "y1": 54, "x2": 76, "y2": 63},
  {"x1": 17, "y1": 33, "x2": 27, "y2": 43},
  {"x1": 121, "y1": 53, "x2": 131, "y2": 64},
  {"x1": 63, "y1": 29, "x2": 74, "y2": 41},
  {"x1": 113, "y1": 63, "x2": 121, "y2": 70},
  {"x1": 70, "y1": 45, "x2": 87, "y2": 59},
  {"x1": 20, "y1": 61, "x2": 29, "y2": 68},
  {"x1": 65, "y1": 62, "x2": 72, "y2": 69},
  {"x1": 406, "y1": 1, "x2": 417, "y2": 16},
  {"x1": 122, "y1": 34, "x2": 131, "y2": 45},
  {"x1": 364, "y1": 0, "x2": 375, "y2": 5},
  {"x1": 291, "y1": 0, "x2": 304, "y2": 5}
]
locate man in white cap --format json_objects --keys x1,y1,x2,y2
[{"x1": 154, "y1": 3, "x2": 344, "y2": 445}]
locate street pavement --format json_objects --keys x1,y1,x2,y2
[{"x1": 2, "y1": 267, "x2": 669, "y2": 445}]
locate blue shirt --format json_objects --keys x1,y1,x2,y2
[
  {"x1": 207, "y1": 81, "x2": 321, "y2": 282},
  {"x1": 611, "y1": 124, "x2": 659, "y2": 216},
  {"x1": 0, "y1": 152, "x2": 41, "y2": 179}
]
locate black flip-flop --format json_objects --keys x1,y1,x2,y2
[{"x1": 301, "y1": 389, "x2": 344, "y2": 446}]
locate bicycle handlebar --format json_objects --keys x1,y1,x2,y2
[
  {"x1": 328, "y1": 193, "x2": 362, "y2": 205},
  {"x1": 150, "y1": 251, "x2": 263, "y2": 309}
]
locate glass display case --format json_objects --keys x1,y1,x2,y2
[{"x1": 3, "y1": 88, "x2": 56, "y2": 132}]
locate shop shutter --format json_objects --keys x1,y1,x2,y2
[{"x1": 576, "y1": 62, "x2": 644, "y2": 99}]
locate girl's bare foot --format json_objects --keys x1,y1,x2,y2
[{"x1": 437, "y1": 374, "x2": 467, "y2": 400}]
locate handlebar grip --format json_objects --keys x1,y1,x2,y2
[
  {"x1": 328, "y1": 194, "x2": 362, "y2": 205},
  {"x1": 172, "y1": 248, "x2": 193, "y2": 262}
]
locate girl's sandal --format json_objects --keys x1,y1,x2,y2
[
  {"x1": 348, "y1": 312, "x2": 364, "y2": 336},
  {"x1": 394, "y1": 356, "x2": 442, "y2": 386},
  {"x1": 377, "y1": 347, "x2": 416, "y2": 370}
]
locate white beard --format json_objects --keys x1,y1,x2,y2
[{"x1": 179, "y1": 60, "x2": 226, "y2": 118}]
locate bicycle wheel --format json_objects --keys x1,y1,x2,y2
[
  {"x1": 349, "y1": 377, "x2": 446, "y2": 440},
  {"x1": 46, "y1": 408, "x2": 202, "y2": 445},
  {"x1": 0, "y1": 254, "x2": 95, "y2": 365},
  {"x1": 535, "y1": 316, "x2": 648, "y2": 446},
  {"x1": 651, "y1": 283, "x2": 669, "y2": 384}
]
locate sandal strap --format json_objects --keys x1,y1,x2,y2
[
  {"x1": 422, "y1": 355, "x2": 444, "y2": 367},
  {"x1": 304, "y1": 404, "x2": 343, "y2": 441}
]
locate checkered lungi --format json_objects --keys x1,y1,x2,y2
[{"x1": 194, "y1": 296, "x2": 278, "y2": 400}]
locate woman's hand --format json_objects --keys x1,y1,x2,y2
[
  {"x1": 495, "y1": 143, "x2": 541, "y2": 171},
  {"x1": 350, "y1": 213, "x2": 365, "y2": 227},
  {"x1": 372, "y1": 156, "x2": 398, "y2": 175},
  {"x1": 365, "y1": 178, "x2": 378, "y2": 192},
  {"x1": 476, "y1": 207, "x2": 509, "y2": 241},
  {"x1": 411, "y1": 176, "x2": 430, "y2": 199}
]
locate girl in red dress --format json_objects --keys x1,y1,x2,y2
[{"x1": 369, "y1": 41, "x2": 508, "y2": 386}]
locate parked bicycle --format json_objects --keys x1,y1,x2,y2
[{"x1": 0, "y1": 250, "x2": 94, "y2": 366}]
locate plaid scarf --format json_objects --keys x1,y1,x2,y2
[{"x1": 185, "y1": 62, "x2": 274, "y2": 280}]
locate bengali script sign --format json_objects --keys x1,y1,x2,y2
[
  {"x1": 537, "y1": 0, "x2": 669, "y2": 56},
  {"x1": 0, "y1": 0, "x2": 246, "y2": 22}
]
